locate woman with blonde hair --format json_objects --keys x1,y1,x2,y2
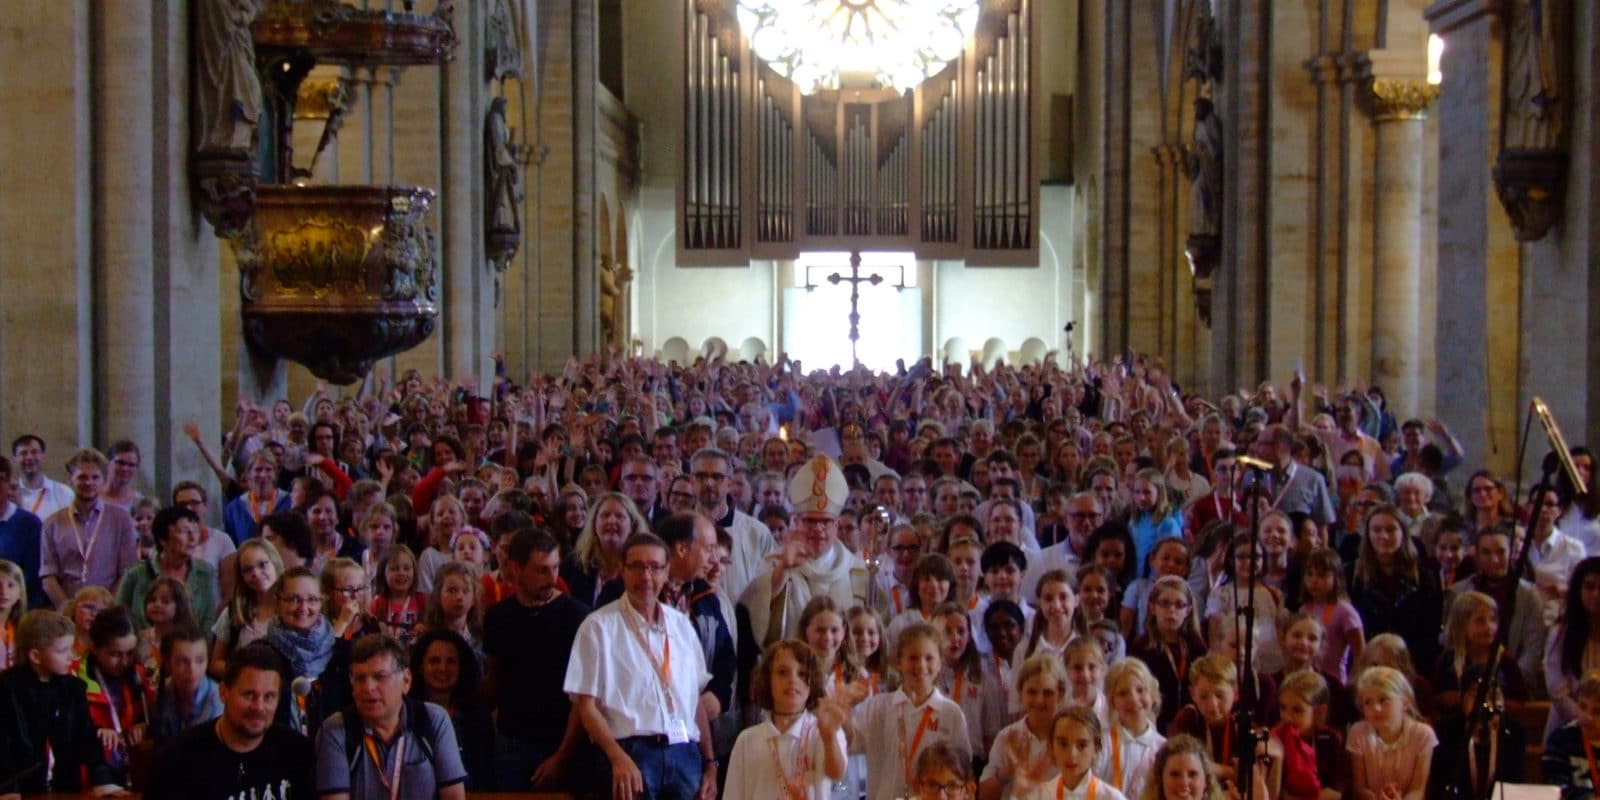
[
  {"x1": 561, "y1": 491, "x2": 649, "y2": 607},
  {"x1": 209, "y1": 538, "x2": 283, "y2": 677},
  {"x1": 1136, "y1": 735, "x2": 1227, "y2": 800}
]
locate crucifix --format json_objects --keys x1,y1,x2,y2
[{"x1": 825, "y1": 251, "x2": 881, "y2": 368}]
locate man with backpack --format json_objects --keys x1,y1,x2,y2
[{"x1": 314, "y1": 634, "x2": 466, "y2": 800}]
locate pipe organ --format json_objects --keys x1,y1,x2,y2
[{"x1": 678, "y1": 0, "x2": 1038, "y2": 266}]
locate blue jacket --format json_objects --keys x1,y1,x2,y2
[{"x1": 0, "y1": 507, "x2": 44, "y2": 608}]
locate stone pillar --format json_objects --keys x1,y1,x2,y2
[
  {"x1": 1366, "y1": 75, "x2": 1438, "y2": 418},
  {"x1": 1426, "y1": 0, "x2": 1518, "y2": 471},
  {"x1": 93, "y1": 0, "x2": 157, "y2": 477},
  {"x1": 441, "y1": 0, "x2": 482, "y2": 381}
]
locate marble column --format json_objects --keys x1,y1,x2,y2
[
  {"x1": 1366, "y1": 76, "x2": 1438, "y2": 418},
  {"x1": 93, "y1": 0, "x2": 157, "y2": 473}
]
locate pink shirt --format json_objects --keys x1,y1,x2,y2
[
  {"x1": 1346, "y1": 718, "x2": 1437, "y2": 797},
  {"x1": 1302, "y1": 598, "x2": 1363, "y2": 683}
]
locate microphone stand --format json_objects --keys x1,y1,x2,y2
[
  {"x1": 1233, "y1": 459, "x2": 1273, "y2": 800},
  {"x1": 1456, "y1": 397, "x2": 1586, "y2": 800}
]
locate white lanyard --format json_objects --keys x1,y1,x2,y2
[{"x1": 67, "y1": 504, "x2": 105, "y2": 583}]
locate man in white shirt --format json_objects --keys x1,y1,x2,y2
[
  {"x1": 11, "y1": 435, "x2": 74, "y2": 522},
  {"x1": 689, "y1": 448, "x2": 774, "y2": 603},
  {"x1": 566, "y1": 532, "x2": 716, "y2": 800},
  {"x1": 1023, "y1": 492, "x2": 1101, "y2": 598}
]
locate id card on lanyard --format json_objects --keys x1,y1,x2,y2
[{"x1": 624, "y1": 605, "x2": 690, "y2": 743}]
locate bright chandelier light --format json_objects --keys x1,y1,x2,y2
[{"x1": 735, "y1": 0, "x2": 980, "y2": 94}]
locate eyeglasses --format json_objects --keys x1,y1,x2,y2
[
  {"x1": 891, "y1": 544, "x2": 921, "y2": 554},
  {"x1": 920, "y1": 782, "x2": 968, "y2": 798},
  {"x1": 332, "y1": 586, "x2": 367, "y2": 597},
  {"x1": 624, "y1": 561, "x2": 668, "y2": 575},
  {"x1": 280, "y1": 594, "x2": 323, "y2": 606}
]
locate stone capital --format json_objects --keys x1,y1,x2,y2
[{"x1": 1367, "y1": 78, "x2": 1441, "y2": 122}]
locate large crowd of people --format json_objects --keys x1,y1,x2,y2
[{"x1": 1, "y1": 350, "x2": 1598, "y2": 800}]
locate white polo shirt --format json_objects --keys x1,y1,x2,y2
[{"x1": 565, "y1": 596, "x2": 711, "y2": 743}]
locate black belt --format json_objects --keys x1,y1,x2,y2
[{"x1": 621, "y1": 734, "x2": 673, "y2": 747}]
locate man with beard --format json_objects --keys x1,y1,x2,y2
[{"x1": 145, "y1": 642, "x2": 315, "y2": 800}]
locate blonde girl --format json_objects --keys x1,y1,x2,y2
[
  {"x1": 420, "y1": 561, "x2": 484, "y2": 650},
  {"x1": 724, "y1": 640, "x2": 849, "y2": 800},
  {"x1": 1128, "y1": 575, "x2": 1205, "y2": 731},
  {"x1": 210, "y1": 538, "x2": 283, "y2": 677},
  {"x1": 1035, "y1": 707, "x2": 1127, "y2": 800},
  {"x1": 321, "y1": 557, "x2": 379, "y2": 641},
  {"x1": 417, "y1": 494, "x2": 466, "y2": 591},
  {"x1": 0, "y1": 559, "x2": 24, "y2": 668},
  {"x1": 1353, "y1": 633, "x2": 1436, "y2": 720},
  {"x1": 848, "y1": 624, "x2": 972, "y2": 800},
  {"x1": 370, "y1": 544, "x2": 426, "y2": 643},
  {"x1": 1127, "y1": 468, "x2": 1181, "y2": 575},
  {"x1": 934, "y1": 602, "x2": 988, "y2": 756},
  {"x1": 1299, "y1": 547, "x2": 1363, "y2": 682},
  {"x1": 1435, "y1": 590, "x2": 1528, "y2": 718},
  {"x1": 1062, "y1": 638, "x2": 1107, "y2": 720},
  {"x1": 979, "y1": 652, "x2": 1067, "y2": 800},
  {"x1": 846, "y1": 605, "x2": 890, "y2": 694},
  {"x1": 1139, "y1": 735, "x2": 1227, "y2": 800},
  {"x1": 1347, "y1": 666, "x2": 1436, "y2": 800},
  {"x1": 1099, "y1": 659, "x2": 1164, "y2": 799}
]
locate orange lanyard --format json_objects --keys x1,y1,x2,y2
[
  {"x1": 1058, "y1": 774, "x2": 1097, "y2": 800},
  {"x1": 953, "y1": 670, "x2": 966, "y2": 700},
  {"x1": 892, "y1": 585, "x2": 906, "y2": 615},
  {"x1": 1110, "y1": 728, "x2": 1122, "y2": 788},
  {"x1": 2, "y1": 621, "x2": 13, "y2": 668},
  {"x1": 247, "y1": 491, "x2": 275, "y2": 523},
  {"x1": 28, "y1": 487, "x2": 45, "y2": 515},
  {"x1": 66, "y1": 504, "x2": 104, "y2": 582},
  {"x1": 1584, "y1": 734, "x2": 1600, "y2": 793},
  {"x1": 1165, "y1": 642, "x2": 1188, "y2": 682},
  {"x1": 1319, "y1": 602, "x2": 1335, "y2": 630},
  {"x1": 834, "y1": 662, "x2": 845, "y2": 691},
  {"x1": 769, "y1": 717, "x2": 814, "y2": 800},
  {"x1": 364, "y1": 733, "x2": 405, "y2": 800},
  {"x1": 967, "y1": 593, "x2": 980, "y2": 611},
  {"x1": 899, "y1": 705, "x2": 935, "y2": 788},
  {"x1": 625, "y1": 606, "x2": 675, "y2": 712}
]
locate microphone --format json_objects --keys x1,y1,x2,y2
[
  {"x1": 292, "y1": 675, "x2": 316, "y2": 699},
  {"x1": 1235, "y1": 455, "x2": 1274, "y2": 471}
]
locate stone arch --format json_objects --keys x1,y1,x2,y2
[
  {"x1": 942, "y1": 337, "x2": 970, "y2": 365},
  {"x1": 661, "y1": 337, "x2": 691, "y2": 364},
  {"x1": 980, "y1": 337, "x2": 1008, "y2": 368},
  {"x1": 739, "y1": 337, "x2": 767, "y2": 362},
  {"x1": 702, "y1": 336, "x2": 729, "y2": 361},
  {"x1": 1018, "y1": 337, "x2": 1048, "y2": 366}
]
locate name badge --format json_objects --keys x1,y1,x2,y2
[{"x1": 667, "y1": 717, "x2": 690, "y2": 744}]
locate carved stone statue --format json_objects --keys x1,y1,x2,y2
[
  {"x1": 485, "y1": 97, "x2": 523, "y2": 271},
  {"x1": 1187, "y1": 97, "x2": 1222, "y2": 238},
  {"x1": 1503, "y1": 0, "x2": 1565, "y2": 151},
  {"x1": 485, "y1": 0, "x2": 523, "y2": 81},
  {"x1": 599, "y1": 254, "x2": 633, "y2": 348},
  {"x1": 195, "y1": 0, "x2": 263, "y2": 155}
]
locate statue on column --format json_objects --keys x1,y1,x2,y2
[
  {"x1": 192, "y1": 0, "x2": 263, "y2": 237},
  {"x1": 600, "y1": 254, "x2": 633, "y2": 348},
  {"x1": 1503, "y1": 0, "x2": 1564, "y2": 150},
  {"x1": 485, "y1": 96, "x2": 522, "y2": 271},
  {"x1": 1187, "y1": 98, "x2": 1223, "y2": 239},
  {"x1": 1495, "y1": 0, "x2": 1569, "y2": 241}
]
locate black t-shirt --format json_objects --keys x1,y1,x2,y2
[
  {"x1": 145, "y1": 722, "x2": 315, "y2": 800},
  {"x1": 482, "y1": 592, "x2": 588, "y2": 746}
]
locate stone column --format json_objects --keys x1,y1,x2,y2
[
  {"x1": 1426, "y1": 0, "x2": 1518, "y2": 471},
  {"x1": 93, "y1": 0, "x2": 157, "y2": 471},
  {"x1": 1366, "y1": 76, "x2": 1438, "y2": 418},
  {"x1": 441, "y1": 0, "x2": 481, "y2": 381}
]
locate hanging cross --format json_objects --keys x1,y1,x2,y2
[{"x1": 827, "y1": 251, "x2": 882, "y2": 368}]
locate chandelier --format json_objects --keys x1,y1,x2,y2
[{"x1": 735, "y1": 0, "x2": 980, "y2": 94}]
